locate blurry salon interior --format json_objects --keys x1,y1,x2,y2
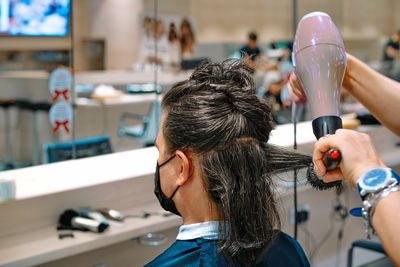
[{"x1": 0, "y1": 0, "x2": 400, "y2": 267}]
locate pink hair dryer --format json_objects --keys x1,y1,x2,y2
[{"x1": 293, "y1": 12, "x2": 347, "y2": 170}]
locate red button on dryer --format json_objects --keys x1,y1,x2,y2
[{"x1": 330, "y1": 150, "x2": 340, "y2": 160}]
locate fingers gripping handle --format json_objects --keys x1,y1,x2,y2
[
  {"x1": 312, "y1": 116, "x2": 343, "y2": 171},
  {"x1": 323, "y1": 148, "x2": 342, "y2": 171}
]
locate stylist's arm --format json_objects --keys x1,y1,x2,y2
[{"x1": 313, "y1": 129, "x2": 400, "y2": 266}]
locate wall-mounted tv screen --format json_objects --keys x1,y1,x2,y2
[{"x1": 0, "y1": 0, "x2": 71, "y2": 37}]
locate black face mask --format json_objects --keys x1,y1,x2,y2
[{"x1": 154, "y1": 154, "x2": 181, "y2": 216}]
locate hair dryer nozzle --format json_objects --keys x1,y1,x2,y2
[{"x1": 312, "y1": 116, "x2": 342, "y2": 139}]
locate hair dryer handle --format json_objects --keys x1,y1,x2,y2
[{"x1": 323, "y1": 148, "x2": 342, "y2": 171}]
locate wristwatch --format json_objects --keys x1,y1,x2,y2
[
  {"x1": 356, "y1": 167, "x2": 400, "y2": 238},
  {"x1": 357, "y1": 168, "x2": 399, "y2": 198}
]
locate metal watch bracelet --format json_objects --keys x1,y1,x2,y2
[{"x1": 362, "y1": 182, "x2": 400, "y2": 238}]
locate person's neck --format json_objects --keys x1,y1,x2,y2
[
  {"x1": 175, "y1": 164, "x2": 220, "y2": 225},
  {"x1": 182, "y1": 214, "x2": 220, "y2": 225},
  {"x1": 179, "y1": 199, "x2": 220, "y2": 225}
]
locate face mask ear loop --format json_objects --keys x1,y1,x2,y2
[
  {"x1": 158, "y1": 154, "x2": 176, "y2": 168},
  {"x1": 169, "y1": 185, "x2": 180, "y2": 200}
]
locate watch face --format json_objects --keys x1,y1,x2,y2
[{"x1": 363, "y1": 169, "x2": 388, "y2": 187}]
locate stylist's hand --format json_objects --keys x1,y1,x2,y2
[
  {"x1": 287, "y1": 72, "x2": 304, "y2": 101},
  {"x1": 313, "y1": 129, "x2": 386, "y2": 187}
]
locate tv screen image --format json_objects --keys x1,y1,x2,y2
[{"x1": 0, "y1": 0, "x2": 71, "y2": 36}]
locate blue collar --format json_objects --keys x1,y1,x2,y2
[{"x1": 176, "y1": 221, "x2": 220, "y2": 240}]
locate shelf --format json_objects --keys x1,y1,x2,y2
[{"x1": 0, "y1": 202, "x2": 182, "y2": 267}]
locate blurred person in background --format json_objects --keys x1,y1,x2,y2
[
  {"x1": 168, "y1": 22, "x2": 180, "y2": 67},
  {"x1": 383, "y1": 30, "x2": 400, "y2": 65},
  {"x1": 383, "y1": 30, "x2": 400, "y2": 80},
  {"x1": 180, "y1": 18, "x2": 196, "y2": 59},
  {"x1": 240, "y1": 32, "x2": 262, "y2": 70}
]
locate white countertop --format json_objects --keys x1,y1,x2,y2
[
  {"x1": 269, "y1": 121, "x2": 315, "y2": 147},
  {"x1": 0, "y1": 121, "x2": 315, "y2": 202},
  {"x1": 1, "y1": 121, "x2": 398, "y2": 202},
  {"x1": 75, "y1": 94, "x2": 158, "y2": 107},
  {"x1": 0, "y1": 70, "x2": 49, "y2": 79},
  {"x1": 74, "y1": 70, "x2": 191, "y2": 86},
  {"x1": 0, "y1": 69, "x2": 191, "y2": 86},
  {"x1": 0, "y1": 147, "x2": 158, "y2": 201}
]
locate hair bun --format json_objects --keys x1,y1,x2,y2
[{"x1": 190, "y1": 59, "x2": 255, "y2": 94}]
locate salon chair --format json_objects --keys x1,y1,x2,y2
[
  {"x1": 0, "y1": 99, "x2": 34, "y2": 170},
  {"x1": 126, "y1": 83, "x2": 161, "y2": 94},
  {"x1": 347, "y1": 239, "x2": 393, "y2": 267},
  {"x1": 75, "y1": 83, "x2": 95, "y2": 98},
  {"x1": 118, "y1": 83, "x2": 162, "y2": 147},
  {"x1": 16, "y1": 100, "x2": 52, "y2": 165},
  {"x1": 44, "y1": 135, "x2": 112, "y2": 163},
  {"x1": 0, "y1": 99, "x2": 17, "y2": 170},
  {"x1": 180, "y1": 57, "x2": 208, "y2": 70}
]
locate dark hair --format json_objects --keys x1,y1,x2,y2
[
  {"x1": 249, "y1": 32, "x2": 257, "y2": 41},
  {"x1": 168, "y1": 22, "x2": 178, "y2": 42},
  {"x1": 180, "y1": 18, "x2": 195, "y2": 50},
  {"x1": 162, "y1": 60, "x2": 313, "y2": 265}
]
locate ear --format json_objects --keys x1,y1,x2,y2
[{"x1": 175, "y1": 150, "x2": 194, "y2": 186}]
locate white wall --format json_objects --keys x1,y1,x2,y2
[
  {"x1": 394, "y1": 0, "x2": 400, "y2": 32},
  {"x1": 189, "y1": 0, "x2": 292, "y2": 43},
  {"x1": 84, "y1": 0, "x2": 143, "y2": 70},
  {"x1": 342, "y1": 0, "x2": 394, "y2": 39},
  {"x1": 182, "y1": 0, "x2": 399, "y2": 60},
  {"x1": 143, "y1": 0, "x2": 190, "y2": 16},
  {"x1": 182, "y1": 0, "x2": 399, "y2": 44}
]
